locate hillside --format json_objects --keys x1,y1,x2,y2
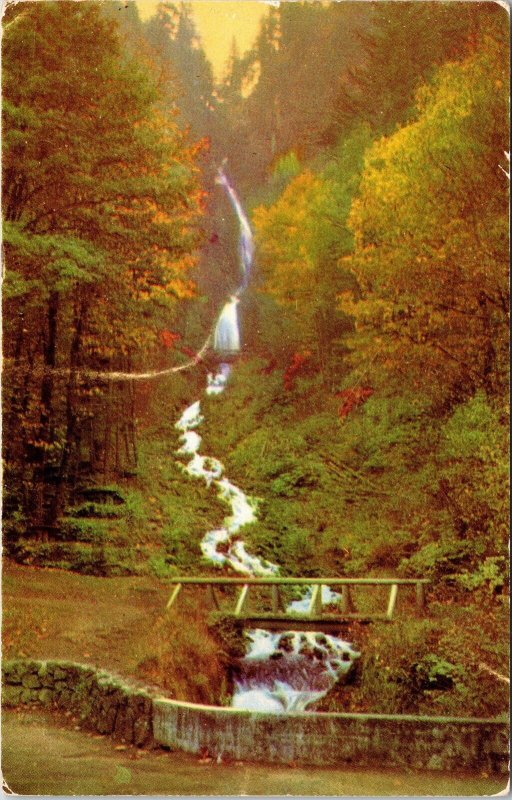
[{"x1": 2, "y1": 0, "x2": 509, "y2": 734}]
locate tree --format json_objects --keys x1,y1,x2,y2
[
  {"x1": 215, "y1": 1, "x2": 370, "y2": 187},
  {"x1": 328, "y1": 1, "x2": 502, "y2": 139},
  {"x1": 2, "y1": 1, "x2": 204, "y2": 536},
  {"x1": 342, "y1": 30, "x2": 509, "y2": 403},
  {"x1": 143, "y1": 2, "x2": 216, "y2": 141},
  {"x1": 253, "y1": 165, "x2": 353, "y2": 377}
]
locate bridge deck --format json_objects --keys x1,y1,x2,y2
[{"x1": 233, "y1": 614, "x2": 387, "y2": 633}]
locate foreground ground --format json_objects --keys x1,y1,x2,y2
[
  {"x1": 2, "y1": 707, "x2": 506, "y2": 796},
  {"x1": 2, "y1": 562, "x2": 169, "y2": 675},
  {"x1": 2, "y1": 563, "x2": 509, "y2": 794}
]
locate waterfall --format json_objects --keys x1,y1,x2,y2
[
  {"x1": 213, "y1": 296, "x2": 240, "y2": 355},
  {"x1": 216, "y1": 166, "x2": 254, "y2": 290},
  {"x1": 173, "y1": 167, "x2": 359, "y2": 714},
  {"x1": 212, "y1": 166, "x2": 255, "y2": 358}
]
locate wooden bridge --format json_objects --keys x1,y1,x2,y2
[{"x1": 165, "y1": 577, "x2": 430, "y2": 632}]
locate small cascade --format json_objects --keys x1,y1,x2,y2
[
  {"x1": 173, "y1": 167, "x2": 360, "y2": 713},
  {"x1": 206, "y1": 363, "x2": 231, "y2": 396},
  {"x1": 175, "y1": 388, "x2": 278, "y2": 578},
  {"x1": 232, "y1": 630, "x2": 360, "y2": 713},
  {"x1": 213, "y1": 297, "x2": 241, "y2": 356}
]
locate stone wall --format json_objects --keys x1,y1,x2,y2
[
  {"x1": 3, "y1": 659, "x2": 508, "y2": 773},
  {"x1": 153, "y1": 698, "x2": 509, "y2": 774},
  {"x1": 2, "y1": 659, "x2": 153, "y2": 747}
]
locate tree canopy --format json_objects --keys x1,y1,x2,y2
[{"x1": 3, "y1": 1, "x2": 205, "y2": 534}]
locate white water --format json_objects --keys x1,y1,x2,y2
[
  {"x1": 232, "y1": 629, "x2": 360, "y2": 713},
  {"x1": 175, "y1": 370, "x2": 360, "y2": 712},
  {"x1": 213, "y1": 297, "x2": 240, "y2": 355},
  {"x1": 206, "y1": 363, "x2": 231, "y2": 396},
  {"x1": 211, "y1": 166, "x2": 255, "y2": 359},
  {"x1": 176, "y1": 391, "x2": 279, "y2": 578},
  {"x1": 216, "y1": 166, "x2": 254, "y2": 289},
  {"x1": 173, "y1": 167, "x2": 360, "y2": 713}
]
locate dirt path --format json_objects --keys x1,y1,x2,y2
[
  {"x1": 2, "y1": 708, "x2": 505, "y2": 797},
  {"x1": 2, "y1": 562, "x2": 169, "y2": 676}
]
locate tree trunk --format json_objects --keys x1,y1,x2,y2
[
  {"x1": 47, "y1": 296, "x2": 87, "y2": 528},
  {"x1": 478, "y1": 292, "x2": 496, "y2": 395},
  {"x1": 28, "y1": 291, "x2": 59, "y2": 537}
]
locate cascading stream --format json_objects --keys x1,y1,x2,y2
[{"x1": 173, "y1": 167, "x2": 360, "y2": 713}]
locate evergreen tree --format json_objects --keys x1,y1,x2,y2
[{"x1": 328, "y1": 1, "x2": 502, "y2": 138}]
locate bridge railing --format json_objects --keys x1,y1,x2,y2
[{"x1": 165, "y1": 577, "x2": 430, "y2": 624}]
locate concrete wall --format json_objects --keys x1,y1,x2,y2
[
  {"x1": 3, "y1": 659, "x2": 508, "y2": 773},
  {"x1": 153, "y1": 698, "x2": 509, "y2": 774}
]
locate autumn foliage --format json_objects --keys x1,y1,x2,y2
[
  {"x1": 336, "y1": 387, "x2": 374, "y2": 419},
  {"x1": 2, "y1": 2, "x2": 204, "y2": 536}
]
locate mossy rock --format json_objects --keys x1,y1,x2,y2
[
  {"x1": 2, "y1": 685, "x2": 24, "y2": 705},
  {"x1": 21, "y1": 673, "x2": 41, "y2": 689},
  {"x1": 38, "y1": 688, "x2": 54, "y2": 705}
]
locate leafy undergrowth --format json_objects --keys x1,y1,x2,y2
[
  {"x1": 4, "y1": 373, "x2": 227, "y2": 579},
  {"x1": 197, "y1": 358, "x2": 510, "y2": 718},
  {"x1": 315, "y1": 602, "x2": 509, "y2": 718},
  {"x1": 199, "y1": 359, "x2": 508, "y2": 587}
]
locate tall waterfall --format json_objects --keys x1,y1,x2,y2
[
  {"x1": 216, "y1": 165, "x2": 254, "y2": 290},
  {"x1": 174, "y1": 167, "x2": 359, "y2": 713},
  {"x1": 212, "y1": 166, "x2": 255, "y2": 358}
]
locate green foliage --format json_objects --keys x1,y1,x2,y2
[
  {"x1": 121, "y1": 490, "x2": 147, "y2": 527},
  {"x1": 330, "y1": 1, "x2": 496, "y2": 136},
  {"x1": 272, "y1": 151, "x2": 301, "y2": 184},
  {"x1": 69, "y1": 503, "x2": 123, "y2": 520},
  {"x1": 414, "y1": 654, "x2": 462, "y2": 691},
  {"x1": 343, "y1": 34, "x2": 509, "y2": 401},
  {"x1": 5, "y1": 540, "x2": 137, "y2": 577},
  {"x1": 399, "y1": 393, "x2": 509, "y2": 585},
  {"x1": 454, "y1": 557, "x2": 508, "y2": 596},
  {"x1": 147, "y1": 554, "x2": 177, "y2": 580},
  {"x1": 428, "y1": 603, "x2": 510, "y2": 717},
  {"x1": 208, "y1": 614, "x2": 247, "y2": 661},
  {"x1": 323, "y1": 620, "x2": 436, "y2": 714},
  {"x1": 59, "y1": 518, "x2": 109, "y2": 544}
]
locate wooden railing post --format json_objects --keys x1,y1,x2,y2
[
  {"x1": 166, "y1": 583, "x2": 182, "y2": 611},
  {"x1": 207, "y1": 584, "x2": 220, "y2": 610},
  {"x1": 271, "y1": 585, "x2": 282, "y2": 613},
  {"x1": 309, "y1": 584, "x2": 323, "y2": 617},
  {"x1": 386, "y1": 584, "x2": 398, "y2": 620},
  {"x1": 341, "y1": 584, "x2": 354, "y2": 613},
  {"x1": 235, "y1": 584, "x2": 250, "y2": 617},
  {"x1": 416, "y1": 581, "x2": 426, "y2": 613}
]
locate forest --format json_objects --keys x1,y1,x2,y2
[{"x1": 2, "y1": 0, "x2": 510, "y2": 721}]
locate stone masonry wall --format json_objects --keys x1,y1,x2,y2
[
  {"x1": 2, "y1": 659, "x2": 153, "y2": 747},
  {"x1": 2, "y1": 659, "x2": 509, "y2": 773}
]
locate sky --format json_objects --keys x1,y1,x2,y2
[{"x1": 136, "y1": 0, "x2": 268, "y2": 80}]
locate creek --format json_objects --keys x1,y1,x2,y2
[{"x1": 174, "y1": 167, "x2": 360, "y2": 713}]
